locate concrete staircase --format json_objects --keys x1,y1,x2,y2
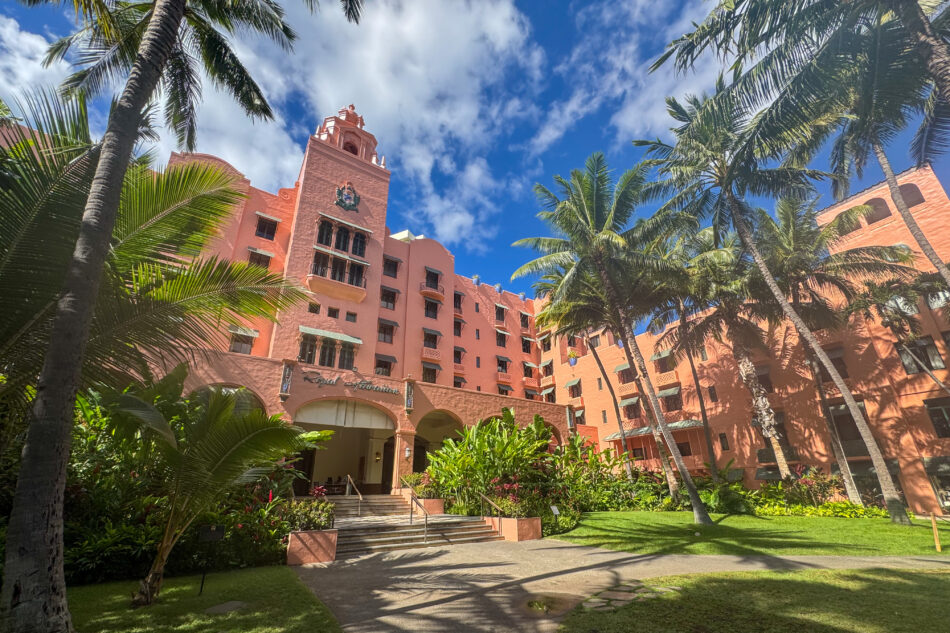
[
  {"x1": 328, "y1": 494, "x2": 503, "y2": 558},
  {"x1": 330, "y1": 494, "x2": 410, "y2": 518},
  {"x1": 335, "y1": 516, "x2": 503, "y2": 558}
]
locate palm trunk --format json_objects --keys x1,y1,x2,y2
[
  {"x1": 733, "y1": 347, "x2": 792, "y2": 479},
  {"x1": 0, "y1": 1, "x2": 188, "y2": 629},
  {"x1": 679, "y1": 312, "x2": 719, "y2": 481},
  {"x1": 585, "y1": 335, "x2": 635, "y2": 481},
  {"x1": 871, "y1": 140, "x2": 950, "y2": 289},
  {"x1": 890, "y1": 0, "x2": 950, "y2": 112},
  {"x1": 729, "y1": 196, "x2": 910, "y2": 524},
  {"x1": 806, "y1": 355, "x2": 863, "y2": 505},
  {"x1": 594, "y1": 263, "x2": 711, "y2": 524}
]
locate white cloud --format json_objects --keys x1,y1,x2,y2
[
  {"x1": 527, "y1": 0, "x2": 721, "y2": 156},
  {"x1": 0, "y1": 15, "x2": 70, "y2": 104}
]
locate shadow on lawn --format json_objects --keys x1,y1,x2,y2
[{"x1": 560, "y1": 567, "x2": 950, "y2": 633}]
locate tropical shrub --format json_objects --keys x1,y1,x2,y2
[{"x1": 754, "y1": 501, "x2": 890, "y2": 519}]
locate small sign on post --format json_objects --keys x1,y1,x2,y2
[
  {"x1": 550, "y1": 505, "x2": 560, "y2": 516},
  {"x1": 198, "y1": 524, "x2": 225, "y2": 595},
  {"x1": 932, "y1": 513, "x2": 942, "y2": 553}
]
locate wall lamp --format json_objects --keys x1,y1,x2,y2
[{"x1": 404, "y1": 446, "x2": 412, "y2": 460}]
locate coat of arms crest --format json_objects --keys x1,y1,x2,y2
[{"x1": 335, "y1": 182, "x2": 360, "y2": 211}]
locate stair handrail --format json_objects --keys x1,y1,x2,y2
[
  {"x1": 407, "y1": 491, "x2": 429, "y2": 543},
  {"x1": 345, "y1": 474, "x2": 363, "y2": 517},
  {"x1": 476, "y1": 491, "x2": 504, "y2": 538}
]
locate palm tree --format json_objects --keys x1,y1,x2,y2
[
  {"x1": 106, "y1": 370, "x2": 316, "y2": 605},
  {"x1": 755, "y1": 199, "x2": 915, "y2": 503},
  {"x1": 658, "y1": 228, "x2": 794, "y2": 479},
  {"x1": 512, "y1": 153, "x2": 713, "y2": 525},
  {"x1": 636, "y1": 88, "x2": 912, "y2": 523},
  {"x1": 0, "y1": 93, "x2": 304, "y2": 631},
  {"x1": 652, "y1": 0, "x2": 950, "y2": 136}
]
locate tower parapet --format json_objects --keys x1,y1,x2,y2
[{"x1": 315, "y1": 104, "x2": 386, "y2": 168}]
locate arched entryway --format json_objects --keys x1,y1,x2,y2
[
  {"x1": 294, "y1": 399, "x2": 397, "y2": 495},
  {"x1": 413, "y1": 410, "x2": 464, "y2": 473}
]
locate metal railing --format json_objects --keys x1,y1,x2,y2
[
  {"x1": 477, "y1": 491, "x2": 505, "y2": 538},
  {"x1": 400, "y1": 477, "x2": 430, "y2": 543},
  {"x1": 345, "y1": 474, "x2": 363, "y2": 517}
]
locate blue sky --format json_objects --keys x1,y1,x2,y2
[{"x1": 2, "y1": 0, "x2": 947, "y2": 297}]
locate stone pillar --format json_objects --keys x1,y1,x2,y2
[{"x1": 392, "y1": 430, "x2": 416, "y2": 490}]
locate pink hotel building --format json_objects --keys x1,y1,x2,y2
[{"x1": 181, "y1": 105, "x2": 950, "y2": 514}]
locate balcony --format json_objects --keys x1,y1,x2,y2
[
  {"x1": 540, "y1": 374, "x2": 555, "y2": 387},
  {"x1": 453, "y1": 304, "x2": 463, "y2": 316},
  {"x1": 422, "y1": 347, "x2": 441, "y2": 361},
  {"x1": 453, "y1": 363, "x2": 465, "y2": 373},
  {"x1": 569, "y1": 396, "x2": 584, "y2": 409},
  {"x1": 654, "y1": 369, "x2": 679, "y2": 386},
  {"x1": 419, "y1": 281, "x2": 445, "y2": 301},
  {"x1": 306, "y1": 266, "x2": 366, "y2": 302},
  {"x1": 618, "y1": 381, "x2": 638, "y2": 396},
  {"x1": 757, "y1": 446, "x2": 800, "y2": 464},
  {"x1": 496, "y1": 371, "x2": 512, "y2": 383},
  {"x1": 523, "y1": 375, "x2": 541, "y2": 390}
]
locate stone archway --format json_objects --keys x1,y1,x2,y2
[
  {"x1": 413, "y1": 409, "x2": 464, "y2": 472},
  {"x1": 294, "y1": 399, "x2": 398, "y2": 494}
]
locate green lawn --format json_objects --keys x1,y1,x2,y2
[
  {"x1": 559, "y1": 568, "x2": 950, "y2": 633},
  {"x1": 68, "y1": 566, "x2": 340, "y2": 633},
  {"x1": 551, "y1": 511, "x2": 950, "y2": 556}
]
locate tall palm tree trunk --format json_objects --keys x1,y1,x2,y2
[
  {"x1": 1, "y1": 2, "x2": 188, "y2": 629},
  {"x1": 585, "y1": 335, "x2": 635, "y2": 481},
  {"x1": 871, "y1": 140, "x2": 950, "y2": 289},
  {"x1": 806, "y1": 355, "x2": 863, "y2": 505},
  {"x1": 733, "y1": 347, "x2": 793, "y2": 479},
  {"x1": 890, "y1": 0, "x2": 950, "y2": 111},
  {"x1": 729, "y1": 197, "x2": 910, "y2": 524},
  {"x1": 682, "y1": 338, "x2": 719, "y2": 481}
]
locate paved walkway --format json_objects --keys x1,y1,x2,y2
[{"x1": 295, "y1": 539, "x2": 949, "y2": 633}]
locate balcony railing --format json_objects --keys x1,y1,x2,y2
[
  {"x1": 453, "y1": 304, "x2": 463, "y2": 315},
  {"x1": 617, "y1": 381, "x2": 638, "y2": 396},
  {"x1": 654, "y1": 369, "x2": 679, "y2": 386},
  {"x1": 422, "y1": 347, "x2": 441, "y2": 361},
  {"x1": 757, "y1": 446, "x2": 800, "y2": 463},
  {"x1": 496, "y1": 371, "x2": 512, "y2": 383},
  {"x1": 309, "y1": 264, "x2": 367, "y2": 288},
  {"x1": 540, "y1": 374, "x2": 555, "y2": 386},
  {"x1": 523, "y1": 375, "x2": 540, "y2": 390},
  {"x1": 453, "y1": 363, "x2": 465, "y2": 373},
  {"x1": 419, "y1": 282, "x2": 445, "y2": 299},
  {"x1": 569, "y1": 395, "x2": 584, "y2": 409}
]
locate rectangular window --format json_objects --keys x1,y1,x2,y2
[
  {"x1": 567, "y1": 335, "x2": 576, "y2": 347},
  {"x1": 475, "y1": 329, "x2": 480, "y2": 340},
  {"x1": 351, "y1": 233, "x2": 366, "y2": 257},
  {"x1": 424, "y1": 300, "x2": 439, "y2": 319},
  {"x1": 454, "y1": 377, "x2": 465, "y2": 388},
  {"x1": 345, "y1": 311, "x2": 357, "y2": 323},
  {"x1": 699, "y1": 346, "x2": 708, "y2": 362},
  {"x1": 676, "y1": 441, "x2": 692, "y2": 457},
  {"x1": 454, "y1": 320, "x2": 462, "y2": 336},
  {"x1": 925, "y1": 397, "x2": 950, "y2": 438},
  {"x1": 498, "y1": 387, "x2": 509, "y2": 396},
  {"x1": 348, "y1": 263, "x2": 365, "y2": 288},
  {"x1": 229, "y1": 334, "x2": 254, "y2": 355},
  {"x1": 496, "y1": 332, "x2": 507, "y2": 347},
  {"x1": 759, "y1": 411, "x2": 789, "y2": 448},
  {"x1": 624, "y1": 402, "x2": 641, "y2": 419},
  {"x1": 655, "y1": 355, "x2": 675, "y2": 373},
  {"x1": 545, "y1": 392, "x2": 555, "y2": 403},
  {"x1": 383, "y1": 257, "x2": 399, "y2": 278},
  {"x1": 631, "y1": 447, "x2": 646, "y2": 460},
  {"x1": 333, "y1": 226, "x2": 349, "y2": 251},
  {"x1": 756, "y1": 367, "x2": 774, "y2": 393},
  {"x1": 618, "y1": 369, "x2": 635, "y2": 384},
  {"x1": 897, "y1": 336, "x2": 946, "y2": 374},
  {"x1": 378, "y1": 322, "x2": 394, "y2": 343},
  {"x1": 308, "y1": 302, "x2": 321, "y2": 315},
  {"x1": 298, "y1": 334, "x2": 317, "y2": 364},
  {"x1": 330, "y1": 257, "x2": 347, "y2": 282},
  {"x1": 327, "y1": 307, "x2": 339, "y2": 319},
  {"x1": 375, "y1": 358, "x2": 392, "y2": 376},
  {"x1": 454, "y1": 292, "x2": 463, "y2": 311},
  {"x1": 707, "y1": 385, "x2": 718, "y2": 402},
  {"x1": 338, "y1": 343, "x2": 355, "y2": 370},
  {"x1": 525, "y1": 392, "x2": 535, "y2": 401},
  {"x1": 475, "y1": 302, "x2": 480, "y2": 313},
  {"x1": 543, "y1": 363, "x2": 553, "y2": 377},
  {"x1": 454, "y1": 348, "x2": 463, "y2": 363},
  {"x1": 495, "y1": 305, "x2": 506, "y2": 322},
  {"x1": 521, "y1": 338, "x2": 531, "y2": 353},
  {"x1": 597, "y1": 377, "x2": 603, "y2": 390},
  {"x1": 719, "y1": 433, "x2": 730, "y2": 451},
  {"x1": 311, "y1": 251, "x2": 329, "y2": 276},
  {"x1": 422, "y1": 366, "x2": 437, "y2": 383},
  {"x1": 381, "y1": 288, "x2": 397, "y2": 310},
  {"x1": 318, "y1": 339, "x2": 336, "y2": 368},
  {"x1": 476, "y1": 356, "x2": 481, "y2": 368},
  {"x1": 818, "y1": 349, "x2": 849, "y2": 381},
  {"x1": 542, "y1": 337, "x2": 551, "y2": 352},
  {"x1": 601, "y1": 409, "x2": 608, "y2": 424},
  {"x1": 590, "y1": 335, "x2": 600, "y2": 348},
  {"x1": 497, "y1": 358, "x2": 510, "y2": 373},
  {"x1": 255, "y1": 216, "x2": 277, "y2": 240},
  {"x1": 425, "y1": 270, "x2": 440, "y2": 289},
  {"x1": 520, "y1": 313, "x2": 530, "y2": 329},
  {"x1": 423, "y1": 332, "x2": 438, "y2": 349},
  {"x1": 569, "y1": 382, "x2": 582, "y2": 398},
  {"x1": 248, "y1": 251, "x2": 271, "y2": 269},
  {"x1": 523, "y1": 363, "x2": 533, "y2": 378},
  {"x1": 829, "y1": 404, "x2": 863, "y2": 442},
  {"x1": 663, "y1": 393, "x2": 683, "y2": 412},
  {"x1": 317, "y1": 221, "x2": 333, "y2": 246}
]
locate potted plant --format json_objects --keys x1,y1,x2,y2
[
  {"x1": 568, "y1": 349, "x2": 579, "y2": 366},
  {"x1": 286, "y1": 494, "x2": 338, "y2": 565}
]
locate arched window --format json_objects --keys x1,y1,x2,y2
[
  {"x1": 352, "y1": 232, "x2": 367, "y2": 257},
  {"x1": 317, "y1": 220, "x2": 334, "y2": 246},
  {"x1": 865, "y1": 197, "x2": 891, "y2": 224},
  {"x1": 899, "y1": 184, "x2": 925, "y2": 207},
  {"x1": 342, "y1": 141, "x2": 359, "y2": 155},
  {"x1": 334, "y1": 226, "x2": 350, "y2": 251}
]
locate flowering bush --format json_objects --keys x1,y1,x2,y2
[
  {"x1": 310, "y1": 485, "x2": 327, "y2": 498},
  {"x1": 785, "y1": 465, "x2": 842, "y2": 506}
]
